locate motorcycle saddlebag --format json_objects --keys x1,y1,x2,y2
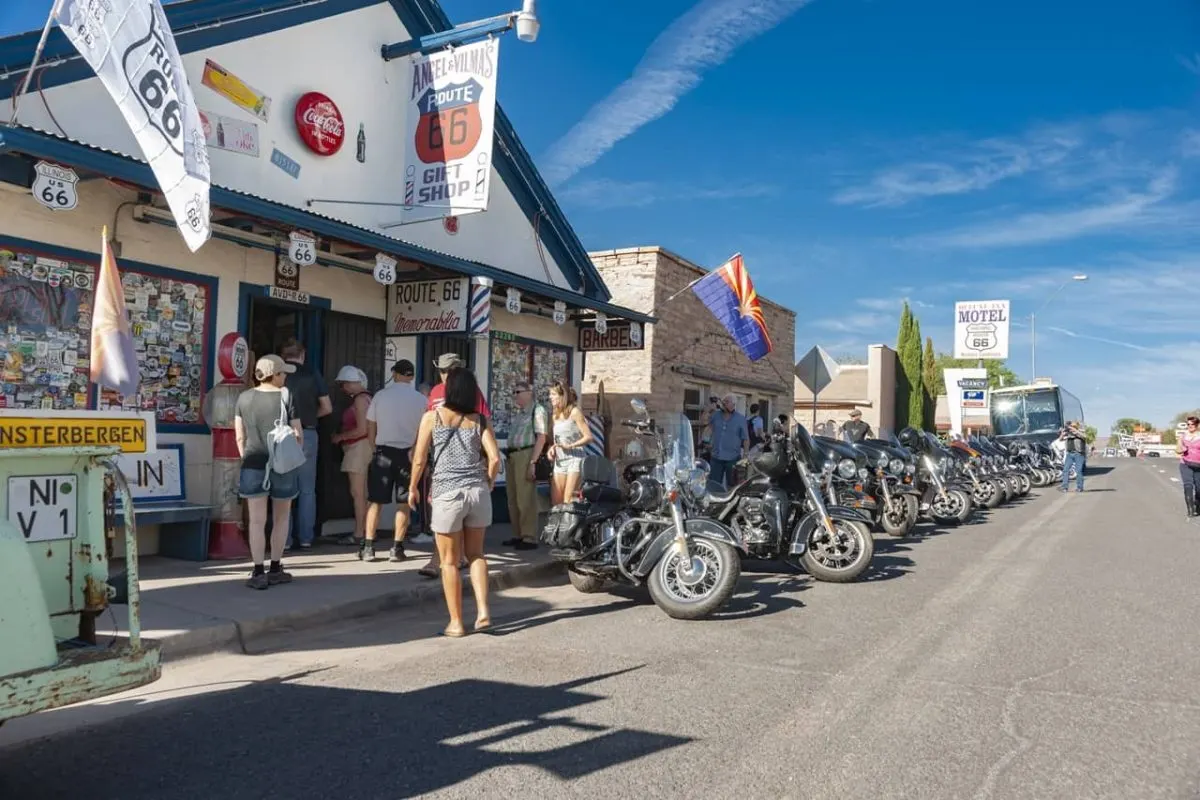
[{"x1": 540, "y1": 502, "x2": 589, "y2": 548}]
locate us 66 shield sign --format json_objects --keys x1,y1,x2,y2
[
  {"x1": 32, "y1": 162, "x2": 80, "y2": 211},
  {"x1": 953, "y1": 300, "x2": 1010, "y2": 360}
]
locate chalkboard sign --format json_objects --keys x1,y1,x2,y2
[{"x1": 113, "y1": 443, "x2": 186, "y2": 502}]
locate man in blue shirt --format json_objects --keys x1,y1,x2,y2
[{"x1": 706, "y1": 394, "x2": 749, "y2": 487}]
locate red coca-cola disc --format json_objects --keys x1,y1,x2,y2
[
  {"x1": 217, "y1": 332, "x2": 249, "y2": 382},
  {"x1": 294, "y1": 92, "x2": 345, "y2": 156}
]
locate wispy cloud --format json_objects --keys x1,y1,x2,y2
[
  {"x1": 539, "y1": 0, "x2": 813, "y2": 187},
  {"x1": 833, "y1": 132, "x2": 1078, "y2": 207},
  {"x1": 1044, "y1": 327, "x2": 1148, "y2": 351},
  {"x1": 904, "y1": 169, "x2": 1179, "y2": 249},
  {"x1": 558, "y1": 178, "x2": 779, "y2": 210},
  {"x1": 1178, "y1": 53, "x2": 1200, "y2": 76}
]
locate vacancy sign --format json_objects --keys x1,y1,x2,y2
[{"x1": 954, "y1": 300, "x2": 1010, "y2": 360}]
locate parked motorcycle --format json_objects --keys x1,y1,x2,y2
[
  {"x1": 858, "y1": 429, "x2": 922, "y2": 536},
  {"x1": 898, "y1": 428, "x2": 976, "y2": 525},
  {"x1": 541, "y1": 399, "x2": 744, "y2": 620},
  {"x1": 702, "y1": 421, "x2": 876, "y2": 583}
]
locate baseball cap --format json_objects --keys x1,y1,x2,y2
[
  {"x1": 254, "y1": 355, "x2": 295, "y2": 380},
  {"x1": 433, "y1": 353, "x2": 465, "y2": 370},
  {"x1": 849, "y1": 409, "x2": 862, "y2": 418},
  {"x1": 335, "y1": 365, "x2": 368, "y2": 385},
  {"x1": 392, "y1": 359, "x2": 415, "y2": 377}
]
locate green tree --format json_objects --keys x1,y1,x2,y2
[
  {"x1": 922, "y1": 336, "x2": 937, "y2": 430},
  {"x1": 932, "y1": 354, "x2": 1021, "y2": 393},
  {"x1": 903, "y1": 316, "x2": 925, "y2": 429},
  {"x1": 1171, "y1": 409, "x2": 1200, "y2": 426},
  {"x1": 894, "y1": 304, "x2": 914, "y2": 427},
  {"x1": 1111, "y1": 418, "x2": 1155, "y2": 434},
  {"x1": 1162, "y1": 428, "x2": 1178, "y2": 445},
  {"x1": 1084, "y1": 425, "x2": 1098, "y2": 444}
]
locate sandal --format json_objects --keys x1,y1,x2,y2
[
  {"x1": 474, "y1": 617, "x2": 491, "y2": 633},
  {"x1": 417, "y1": 566, "x2": 438, "y2": 578},
  {"x1": 442, "y1": 626, "x2": 467, "y2": 638}
]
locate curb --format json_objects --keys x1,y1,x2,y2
[{"x1": 158, "y1": 560, "x2": 566, "y2": 662}]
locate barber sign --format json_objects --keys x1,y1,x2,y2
[{"x1": 953, "y1": 300, "x2": 1010, "y2": 360}]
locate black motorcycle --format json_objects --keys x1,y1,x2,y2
[
  {"x1": 701, "y1": 421, "x2": 875, "y2": 583},
  {"x1": 853, "y1": 429, "x2": 922, "y2": 536},
  {"x1": 540, "y1": 400, "x2": 744, "y2": 620},
  {"x1": 898, "y1": 428, "x2": 976, "y2": 525}
]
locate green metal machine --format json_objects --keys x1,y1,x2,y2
[{"x1": 0, "y1": 412, "x2": 161, "y2": 724}]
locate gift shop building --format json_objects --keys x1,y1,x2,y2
[{"x1": 0, "y1": 0, "x2": 649, "y2": 554}]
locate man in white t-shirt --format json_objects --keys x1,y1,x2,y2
[{"x1": 360, "y1": 359, "x2": 428, "y2": 562}]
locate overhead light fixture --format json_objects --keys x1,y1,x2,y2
[{"x1": 515, "y1": 0, "x2": 539, "y2": 42}]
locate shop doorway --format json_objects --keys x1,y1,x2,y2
[
  {"x1": 420, "y1": 334, "x2": 473, "y2": 387},
  {"x1": 247, "y1": 299, "x2": 305, "y2": 362},
  {"x1": 320, "y1": 312, "x2": 386, "y2": 526}
]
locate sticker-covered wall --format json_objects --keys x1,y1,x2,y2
[{"x1": 9, "y1": 1, "x2": 576, "y2": 290}]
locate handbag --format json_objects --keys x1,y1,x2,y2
[
  {"x1": 531, "y1": 404, "x2": 553, "y2": 481},
  {"x1": 264, "y1": 388, "x2": 306, "y2": 486}
]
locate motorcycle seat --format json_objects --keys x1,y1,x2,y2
[
  {"x1": 582, "y1": 482, "x2": 623, "y2": 505},
  {"x1": 705, "y1": 480, "x2": 739, "y2": 504}
]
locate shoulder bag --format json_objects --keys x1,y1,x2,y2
[{"x1": 265, "y1": 388, "x2": 306, "y2": 484}]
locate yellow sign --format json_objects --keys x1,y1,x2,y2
[{"x1": 0, "y1": 416, "x2": 150, "y2": 453}]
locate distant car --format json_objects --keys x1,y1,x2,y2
[{"x1": 1147, "y1": 451, "x2": 1160, "y2": 458}]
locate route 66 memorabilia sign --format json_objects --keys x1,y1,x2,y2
[
  {"x1": 374, "y1": 253, "x2": 397, "y2": 285},
  {"x1": 288, "y1": 231, "x2": 317, "y2": 266},
  {"x1": 274, "y1": 253, "x2": 299, "y2": 291},
  {"x1": 553, "y1": 301, "x2": 567, "y2": 326},
  {"x1": 32, "y1": 162, "x2": 79, "y2": 211},
  {"x1": 595, "y1": 312, "x2": 608, "y2": 336},
  {"x1": 217, "y1": 332, "x2": 249, "y2": 381},
  {"x1": 505, "y1": 288, "x2": 521, "y2": 315}
]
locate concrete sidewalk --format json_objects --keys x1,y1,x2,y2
[{"x1": 108, "y1": 524, "x2": 563, "y2": 661}]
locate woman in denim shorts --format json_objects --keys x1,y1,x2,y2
[
  {"x1": 546, "y1": 381, "x2": 594, "y2": 507},
  {"x1": 235, "y1": 355, "x2": 303, "y2": 590},
  {"x1": 408, "y1": 367, "x2": 501, "y2": 638}
]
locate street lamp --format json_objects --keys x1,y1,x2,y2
[
  {"x1": 1030, "y1": 274, "x2": 1088, "y2": 380},
  {"x1": 381, "y1": 0, "x2": 541, "y2": 60}
]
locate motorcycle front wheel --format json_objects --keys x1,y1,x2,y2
[
  {"x1": 953, "y1": 489, "x2": 975, "y2": 524},
  {"x1": 880, "y1": 495, "x2": 911, "y2": 536},
  {"x1": 647, "y1": 537, "x2": 741, "y2": 620},
  {"x1": 800, "y1": 518, "x2": 875, "y2": 582},
  {"x1": 931, "y1": 489, "x2": 967, "y2": 524},
  {"x1": 985, "y1": 480, "x2": 1005, "y2": 508},
  {"x1": 1016, "y1": 473, "x2": 1032, "y2": 495}
]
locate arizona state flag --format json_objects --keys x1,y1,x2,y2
[
  {"x1": 691, "y1": 254, "x2": 774, "y2": 361},
  {"x1": 90, "y1": 226, "x2": 139, "y2": 397}
]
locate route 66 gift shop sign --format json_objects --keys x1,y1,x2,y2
[
  {"x1": 953, "y1": 300, "x2": 1010, "y2": 360},
  {"x1": 396, "y1": 38, "x2": 499, "y2": 226},
  {"x1": 55, "y1": 0, "x2": 212, "y2": 252}
]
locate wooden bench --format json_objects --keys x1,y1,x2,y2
[{"x1": 111, "y1": 445, "x2": 212, "y2": 561}]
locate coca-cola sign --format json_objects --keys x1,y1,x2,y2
[{"x1": 294, "y1": 91, "x2": 345, "y2": 156}]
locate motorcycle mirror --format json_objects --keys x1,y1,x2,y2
[{"x1": 630, "y1": 398, "x2": 648, "y2": 417}]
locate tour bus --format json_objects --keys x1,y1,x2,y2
[{"x1": 989, "y1": 380, "x2": 1084, "y2": 445}]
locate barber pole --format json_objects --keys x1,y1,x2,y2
[
  {"x1": 586, "y1": 414, "x2": 606, "y2": 458},
  {"x1": 470, "y1": 277, "x2": 493, "y2": 337}
]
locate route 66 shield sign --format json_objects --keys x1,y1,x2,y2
[
  {"x1": 414, "y1": 78, "x2": 485, "y2": 163},
  {"x1": 964, "y1": 323, "x2": 998, "y2": 353},
  {"x1": 32, "y1": 162, "x2": 79, "y2": 212},
  {"x1": 288, "y1": 231, "x2": 317, "y2": 267}
]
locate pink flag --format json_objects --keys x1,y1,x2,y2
[{"x1": 90, "y1": 226, "x2": 139, "y2": 397}]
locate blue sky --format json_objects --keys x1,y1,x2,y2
[{"x1": 3, "y1": 0, "x2": 1197, "y2": 432}]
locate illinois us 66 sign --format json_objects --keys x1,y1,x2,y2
[{"x1": 32, "y1": 162, "x2": 79, "y2": 212}]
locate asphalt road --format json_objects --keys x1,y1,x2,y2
[{"x1": 3, "y1": 460, "x2": 1199, "y2": 800}]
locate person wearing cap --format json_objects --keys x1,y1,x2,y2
[
  {"x1": 840, "y1": 409, "x2": 873, "y2": 443},
  {"x1": 1059, "y1": 419, "x2": 1088, "y2": 493},
  {"x1": 234, "y1": 355, "x2": 301, "y2": 590},
  {"x1": 425, "y1": 353, "x2": 491, "y2": 415},
  {"x1": 331, "y1": 365, "x2": 373, "y2": 543},
  {"x1": 280, "y1": 338, "x2": 332, "y2": 551},
  {"x1": 502, "y1": 379, "x2": 549, "y2": 550},
  {"x1": 359, "y1": 359, "x2": 427, "y2": 562}
]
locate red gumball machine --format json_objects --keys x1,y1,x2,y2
[{"x1": 203, "y1": 333, "x2": 251, "y2": 560}]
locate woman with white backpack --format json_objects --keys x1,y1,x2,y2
[{"x1": 235, "y1": 354, "x2": 305, "y2": 590}]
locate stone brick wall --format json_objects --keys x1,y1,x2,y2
[{"x1": 583, "y1": 247, "x2": 796, "y2": 456}]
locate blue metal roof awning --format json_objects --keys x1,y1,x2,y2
[{"x1": 0, "y1": 125, "x2": 654, "y2": 325}]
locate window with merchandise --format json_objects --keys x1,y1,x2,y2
[
  {"x1": 0, "y1": 237, "x2": 217, "y2": 432},
  {"x1": 487, "y1": 330, "x2": 572, "y2": 440}
]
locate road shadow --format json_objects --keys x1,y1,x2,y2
[
  {"x1": 1084, "y1": 466, "x2": 1114, "y2": 476},
  {"x1": 0, "y1": 668, "x2": 691, "y2": 799}
]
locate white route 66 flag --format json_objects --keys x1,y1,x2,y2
[{"x1": 55, "y1": 0, "x2": 211, "y2": 252}]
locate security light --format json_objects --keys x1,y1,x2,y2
[{"x1": 515, "y1": 0, "x2": 539, "y2": 42}]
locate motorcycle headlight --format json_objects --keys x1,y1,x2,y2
[
  {"x1": 837, "y1": 458, "x2": 857, "y2": 479},
  {"x1": 905, "y1": 463, "x2": 916, "y2": 475},
  {"x1": 857, "y1": 467, "x2": 870, "y2": 481},
  {"x1": 889, "y1": 458, "x2": 904, "y2": 475},
  {"x1": 876, "y1": 452, "x2": 889, "y2": 468},
  {"x1": 823, "y1": 459, "x2": 837, "y2": 474}
]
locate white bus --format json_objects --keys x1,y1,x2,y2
[{"x1": 989, "y1": 380, "x2": 1084, "y2": 445}]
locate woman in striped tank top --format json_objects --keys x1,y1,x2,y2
[{"x1": 408, "y1": 368, "x2": 501, "y2": 637}]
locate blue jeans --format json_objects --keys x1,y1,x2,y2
[
  {"x1": 1062, "y1": 452, "x2": 1085, "y2": 491},
  {"x1": 289, "y1": 429, "x2": 320, "y2": 546},
  {"x1": 710, "y1": 458, "x2": 737, "y2": 488}
]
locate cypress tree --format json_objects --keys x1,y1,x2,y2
[
  {"x1": 894, "y1": 304, "x2": 913, "y2": 426},
  {"x1": 922, "y1": 336, "x2": 937, "y2": 430},
  {"x1": 906, "y1": 317, "x2": 925, "y2": 429}
]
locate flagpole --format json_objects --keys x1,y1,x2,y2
[
  {"x1": 7, "y1": 2, "x2": 61, "y2": 126},
  {"x1": 652, "y1": 252, "x2": 742, "y2": 315}
]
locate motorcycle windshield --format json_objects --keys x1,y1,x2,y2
[
  {"x1": 664, "y1": 412, "x2": 695, "y2": 488},
  {"x1": 875, "y1": 427, "x2": 904, "y2": 448},
  {"x1": 791, "y1": 421, "x2": 818, "y2": 466}
]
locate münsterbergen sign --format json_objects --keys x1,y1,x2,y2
[{"x1": 387, "y1": 277, "x2": 469, "y2": 335}]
